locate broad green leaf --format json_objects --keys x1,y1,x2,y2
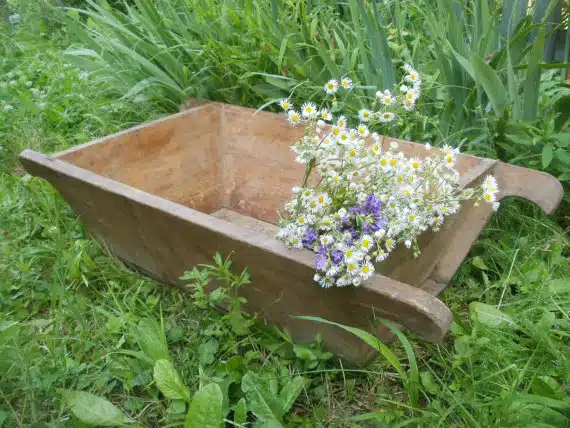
[
  {"x1": 198, "y1": 339, "x2": 219, "y2": 366},
  {"x1": 506, "y1": 134, "x2": 533, "y2": 145},
  {"x1": 420, "y1": 371, "x2": 439, "y2": 393},
  {"x1": 542, "y1": 143, "x2": 553, "y2": 168},
  {"x1": 554, "y1": 150, "x2": 570, "y2": 165},
  {"x1": 153, "y1": 359, "x2": 191, "y2": 401},
  {"x1": 241, "y1": 372, "x2": 283, "y2": 425},
  {"x1": 185, "y1": 383, "x2": 223, "y2": 428},
  {"x1": 532, "y1": 376, "x2": 563, "y2": 400},
  {"x1": 470, "y1": 54, "x2": 508, "y2": 116},
  {"x1": 523, "y1": 27, "x2": 546, "y2": 120},
  {"x1": 279, "y1": 377, "x2": 305, "y2": 414},
  {"x1": 451, "y1": 49, "x2": 475, "y2": 81},
  {"x1": 511, "y1": 393, "x2": 570, "y2": 409},
  {"x1": 295, "y1": 316, "x2": 405, "y2": 378},
  {"x1": 135, "y1": 319, "x2": 170, "y2": 363},
  {"x1": 469, "y1": 302, "x2": 515, "y2": 328},
  {"x1": 233, "y1": 398, "x2": 247, "y2": 425},
  {"x1": 548, "y1": 279, "x2": 570, "y2": 294},
  {"x1": 472, "y1": 256, "x2": 489, "y2": 270},
  {"x1": 61, "y1": 390, "x2": 128, "y2": 426}
]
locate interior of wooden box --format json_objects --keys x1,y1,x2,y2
[{"x1": 55, "y1": 102, "x2": 486, "y2": 287}]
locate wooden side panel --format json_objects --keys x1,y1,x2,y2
[
  {"x1": 57, "y1": 104, "x2": 223, "y2": 213},
  {"x1": 20, "y1": 150, "x2": 452, "y2": 365}
]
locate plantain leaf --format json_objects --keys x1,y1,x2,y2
[
  {"x1": 61, "y1": 390, "x2": 128, "y2": 427},
  {"x1": 153, "y1": 359, "x2": 191, "y2": 401},
  {"x1": 185, "y1": 383, "x2": 223, "y2": 428}
]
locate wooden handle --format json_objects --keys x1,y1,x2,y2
[
  {"x1": 493, "y1": 162, "x2": 563, "y2": 215},
  {"x1": 354, "y1": 274, "x2": 453, "y2": 343}
]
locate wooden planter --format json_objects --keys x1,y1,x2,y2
[{"x1": 20, "y1": 102, "x2": 563, "y2": 364}]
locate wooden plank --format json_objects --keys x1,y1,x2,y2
[{"x1": 20, "y1": 149, "x2": 453, "y2": 365}]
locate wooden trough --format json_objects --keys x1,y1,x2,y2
[{"x1": 20, "y1": 102, "x2": 563, "y2": 364}]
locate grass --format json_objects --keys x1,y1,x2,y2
[{"x1": 0, "y1": 3, "x2": 569, "y2": 427}]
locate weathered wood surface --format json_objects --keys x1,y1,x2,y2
[{"x1": 19, "y1": 101, "x2": 564, "y2": 365}]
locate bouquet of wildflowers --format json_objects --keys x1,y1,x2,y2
[{"x1": 275, "y1": 66, "x2": 500, "y2": 288}]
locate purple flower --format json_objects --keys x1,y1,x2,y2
[
  {"x1": 331, "y1": 250, "x2": 344, "y2": 266},
  {"x1": 314, "y1": 253, "x2": 327, "y2": 271},
  {"x1": 302, "y1": 228, "x2": 318, "y2": 248}
]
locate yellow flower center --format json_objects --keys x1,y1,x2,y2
[
  {"x1": 362, "y1": 265, "x2": 370, "y2": 273},
  {"x1": 390, "y1": 159, "x2": 397, "y2": 166},
  {"x1": 385, "y1": 97, "x2": 392, "y2": 104},
  {"x1": 412, "y1": 161, "x2": 420, "y2": 169},
  {"x1": 384, "y1": 113, "x2": 391, "y2": 119},
  {"x1": 397, "y1": 176, "x2": 404, "y2": 183}
]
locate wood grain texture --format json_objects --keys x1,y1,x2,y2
[
  {"x1": 57, "y1": 104, "x2": 223, "y2": 213},
  {"x1": 19, "y1": 101, "x2": 564, "y2": 365}
]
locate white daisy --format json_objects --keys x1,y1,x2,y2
[
  {"x1": 340, "y1": 77, "x2": 353, "y2": 89},
  {"x1": 301, "y1": 102, "x2": 318, "y2": 119},
  {"x1": 320, "y1": 109, "x2": 332, "y2": 121},
  {"x1": 403, "y1": 99, "x2": 415, "y2": 111},
  {"x1": 358, "y1": 109, "x2": 372, "y2": 122},
  {"x1": 360, "y1": 262, "x2": 375, "y2": 279},
  {"x1": 379, "y1": 112, "x2": 395, "y2": 123},
  {"x1": 359, "y1": 235, "x2": 374, "y2": 253},
  {"x1": 357, "y1": 124, "x2": 369, "y2": 138},
  {"x1": 280, "y1": 98, "x2": 292, "y2": 111},
  {"x1": 287, "y1": 110, "x2": 302, "y2": 126},
  {"x1": 324, "y1": 79, "x2": 338, "y2": 94}
]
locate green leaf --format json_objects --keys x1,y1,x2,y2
[
  {"x1": 185, "y1": 383, "x2": 223, "y2": 428},
  {"x1": 548, "y1": 279, "x2": 570, "y2": 294},
  {"x1": 470, "y1": 54, "x2": 509, "y2": 116},
  {"x1": 279, "y1": 377, "x2": 305, "y2": 414},
  {"x1": 135, "y1": 319, "x2": 170, "y2": 363},
  {"x1": 420, "y1": 371, "x2": 439, "y2": 394},
  {"x1": 154, "y1": 359, "x2": 191, "y2": 401},
  {"x1": 451, "y1": 49, "x2": 475, "y2": 81},
  {"x1": 511, "y1": 393, "x2": 570, "y2": 409},
  {"x1": 241, "y1": 372, "x2": 283, "y2": 425},
  {"x1": 472, "y1": 256, "x2": 489, "y2": 270},
  {"x1": 294, "y1": 316, "x2": 405, "y2": 378},
  {"x1": 506, "y1": 134, "x2": 533, "y2": 145},
  {"x1": 198, "y1": 339, "x2": 219, "y2": 366},
  {"x1": 542, "y1": 143, "x2": 553, "y2": 168},
  {"x1": 61, "y1": 390, "x2": 128, "y2": 426},
  {"x1": 531, "y1": 376, "x2": 563, "y2": 400},
  {"x1": 233, "y1": 398, "x2": 247, "y2": 425},
  {"x1": 469, "y1": 302, "x2": 515, "y2": 328},
  {"x1": 523, "y1": 27, "x2": 546, "y2": 120},
  {"x1": 377, "y1": 319, "x2": 419, "y2": 407}
]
